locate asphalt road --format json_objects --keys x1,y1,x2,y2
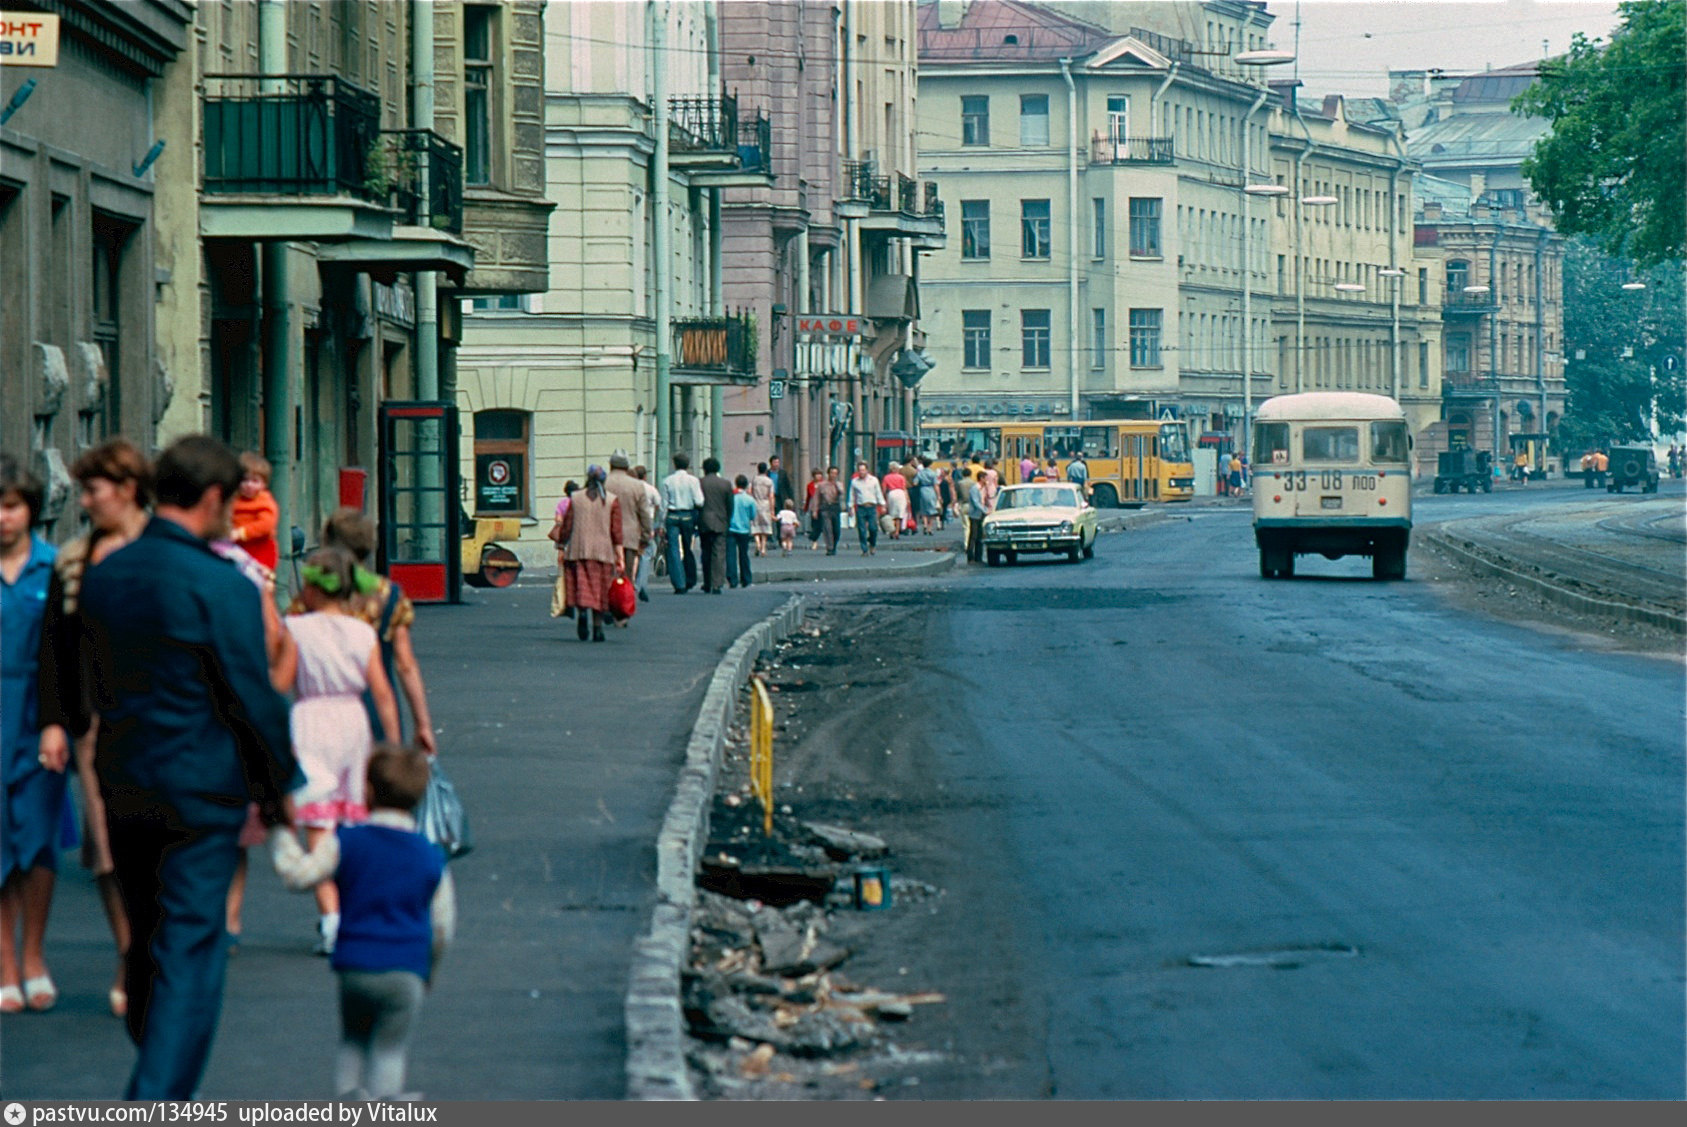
[{"x1": 803, "y1": 490, "x2": 1685, "y2": 1099}]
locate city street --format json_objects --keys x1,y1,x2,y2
[{"x1": 731, "y1": 487, "x2": 1685, "y2": 1098}]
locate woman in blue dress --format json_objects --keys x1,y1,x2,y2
[{"x1": 0, "y1": 456, "x2": 65, "y2": 1013}]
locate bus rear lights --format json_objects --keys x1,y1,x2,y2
[
  {"x1": 1273, "y1": 495, "x2": 1282, "y2": 503},
  {"x1": 1378, "y1": 498, "x2": 1387, "y2": 506}
]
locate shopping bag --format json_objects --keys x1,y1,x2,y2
[
  {"x1": 549, "y1": 572, "x2": 568, "y2": 617},
  {"x1": 416, "y1": 759, "x2": 473, "y2": 860},
  {"x1": 608, "y1": 574, "x2": 637, "y2": 620}
]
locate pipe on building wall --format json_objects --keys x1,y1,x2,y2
[
  {"x1": 1489, "y1": 230, "x2": 1501, "y2": 457},
  {"x1": 1240, "y1": 88, "x2": 1269, "y2": 451},
  {"x1": 259, "y1": 0, "x2": 292, "y2": 564},
  {"x1": 652, "y1": 0, "x2": 673, "y2": 472},
  {"x1": 1534, "y1": 228, "x2": 1548, "y2": 442},
  {"x1": 709, "y1": 188, "x2": 724, "y2": 458},
  {"x1": 412, "y1": 0, "x2": 438, "y2": 401},
  {"x1": 1060, "y1": 58, "x2": 1081, "y2": 420},
  {"x1": 1388, "y1": 163, "x2": 1401, "y2": 403},
  {"x1": 1150, "y1": 62, "x2": 1179, "y2": 135},
  {"x1": 796, "y1": 227, "x2": 811, "y2": 478},
  {"x1": 1291, "y1": 105, "x2": 1314, "y2": 393}
]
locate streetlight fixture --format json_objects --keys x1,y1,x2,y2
[
  {"x1": 1244, "y1": 183, "x2": 1289, "y2": 196},
  {"x1": 1300, "y1": 194, "x2": 1338, "y2": 206},
  {"x1": 1462, "y1": 284, "x2": 1491, "y2": 294},
  {"x1": 1333, "y1": 282, "x2": 1366, "y2": 293},
  {"x1": 1234, "y1": 49, "x2": 1296, "y2": 66},
  {"x1": 1621, "y1": 281, "x2": 1647, "y2": 291},
  {"x1": 1378, "y1": 267, "x2": 1406, "y2": 277}
]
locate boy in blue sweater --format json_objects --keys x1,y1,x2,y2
[{"x1": 270, "y1": 746, "x2": 455, "y2": 1100}]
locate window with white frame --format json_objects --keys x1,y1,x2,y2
[
  {"x1": 961, "y1": 96, "x2": 989, "y2": 146},
  {"x1": 1129, "y1": 197, "x2": 1161, "y2": 257},
  {"x1": 1021, "y1": 199, "x2": 1051, "y2": 258},
  {"x1": 962, "y1": 310, "x2": 991, "y2": 369},
  {"x1": 1129, "y1": 309, "x2": 1162, "y2": 367},
  {"x1": 1019, "y1": 94, "x2": 1050, "y2": 146},
  {"x1": 1021, "y1": 309, "x2": 1051, "y2": 368},
  {"x1": 1091, "y1": 308, "x2": 1106, "y2": 370},
  {"x1": 960, "y1": 200, "x2": 990, "y2": 259}
]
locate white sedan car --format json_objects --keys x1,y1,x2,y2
[{"x1": 981, "y1": 483, "x2": 1098, "y2": 566}]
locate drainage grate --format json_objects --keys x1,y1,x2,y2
[{"x1": 1187, "y1": 943, "x2": 1359, "y2": 969}]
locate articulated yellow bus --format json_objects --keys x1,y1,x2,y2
[{"x1": 919, "y1": 420, "x2": 1194, "y2": 505}]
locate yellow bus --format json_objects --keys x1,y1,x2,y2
[{"x1": 919, "y1": 419, "x2": 1194, "y2": 506}]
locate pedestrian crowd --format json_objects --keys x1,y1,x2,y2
[{"x1": 1, "y1": 435, "x2": 452, "y2": 1102}]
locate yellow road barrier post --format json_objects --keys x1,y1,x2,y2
[{"x1": 749, "y1": 676, "x2": 774, "y2": 836}]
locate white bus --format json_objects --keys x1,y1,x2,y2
[{"x1": 1251, "y1": 392, "x2": 1413, "y2": 580}]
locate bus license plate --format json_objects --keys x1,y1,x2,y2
[{"x1": 1320, "y1": 496, "x2": 1342, "y2": 510}]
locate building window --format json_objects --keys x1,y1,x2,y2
[
  {"x1": 1105, "y1": 95, "x2": 1128, "y2": 151},
  {"x1": 1128, "y1": 197, "x2": 1162, "y2": 257},
  {"x1": 1446, "y1": 334, "x2": 1470, "y2": 374},
  {"x1": 464, "y1": 5, "x2": 497, "y2": 185},
  {"x1": 1129, "y1": 308, "x2": 1162, "y2": 367},
  {"x1": 1446, "y1": 259, "x2": 1469, "y2": 294},
  {"x1": 962, "y1": 309, "x2": 991, "y2": 369},
  {"x1": 468, "y1": 294, "x2": 524, "y2": 311},
  {"x1": 1419, "y1": 341, "x2": 1430, "y2": 388},
  {"x1": 1019, "y1": 94, "x2": 1049, "y2": 146},
  {"x1": 1021, "y1": 309, "x2": 1051, "y2": 368},
  {"x1": 960, "y1": 200, "x2": 990, "y2": 259},
  {"x1": 1091, "y1": 308, "x2": 1106, "y2": 370},
  {"x1": 961, "y1": 95, "x2": 989, "y2": 146},
  {"x1": 1092, "y1": 198, "x2": 1106, "y2": 258},
  {"x1": 472, "y1": 408, "x2": 530, "y2": 516},
  {"x1": 1021, "y1": 199, "x2": 1051, "y2": 259}
]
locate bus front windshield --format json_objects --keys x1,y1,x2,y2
[
  {"x1": 925, "y1": 427, "x2": 1000, "y2": 462},
  {"x1": 1158, "y1": 424, "x2": 1190, "y2": 463}
]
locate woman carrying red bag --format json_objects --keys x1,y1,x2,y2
[{"x1": 558, "y1": 466, "x2": 624, "y2": 642}]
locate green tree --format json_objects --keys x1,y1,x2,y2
[
  {"x1": 1558, "y1": 239, "x2": 1686, "y2": 450},
  {"x1": 1514, "y1": 0, "x2": 1685, "y2": 268}
]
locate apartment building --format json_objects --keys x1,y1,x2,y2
[
  {"x1": 1264, "y1": 86, "x2": 1441, "y2": 471},
  {"x1": 717, "y1": 0, "x2": 941, "y2": 481},
  {"x1": 1, "y1": 1, "x2": 192, "y2": 532},
  {"x1": 914, "y1": 0, "x2": 1282, "y2": 447},
  {"x1": 457, "y1": 0, "x2": 779, "y2": 563},
  {"x1": 135, "y1": 0, "x2": 550, "y2": 597}
]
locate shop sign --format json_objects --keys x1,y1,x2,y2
[
  {"x1": 373, "y1": 280, "x2": 415, "y2": 328},
  {"x1": 920, "y1": 400, "x2": 1070, "y2": 419},
  {"x1": 796, "y1": 315, "x2": 861, "y2": 337},
  {"x1": 0, "y1": 13, "x2": 59, "y2": 66}
]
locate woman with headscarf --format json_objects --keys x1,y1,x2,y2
[{"x1": 559, "y1": 465, "x2": 624, "y2": 642}]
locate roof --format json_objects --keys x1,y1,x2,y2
[
  {"x1": 1415, "y1": 174, "x2": 1474, "y2": 218},
  {"x1": 918, "y1": 0, "x2": 1114, "y2": 63},
  {"x1": 1451, "y1": 62, "x2": 1543, "y2": 106},
  {"x1": 1255, "y1": 393, "x2": 1405, "y2": 422},
  {"x1": 1408, "y1": 111, "x2": 1548, "y2": 167}
]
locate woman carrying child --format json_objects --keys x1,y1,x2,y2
[{"x1": 288, "y1": 547, "x2": 401, "y2": 956}]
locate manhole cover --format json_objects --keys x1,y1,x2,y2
[{"x1": 1187, "y1": 943, "x2": 1359, "y2": 969}]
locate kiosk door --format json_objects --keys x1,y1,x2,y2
[{"x1": 378, "y1": 401, "x2": 461, "y2": 604}]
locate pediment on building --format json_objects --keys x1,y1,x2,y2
[{"x1": 1084, "y1": 37, "x2": 1171, "y2": 72}]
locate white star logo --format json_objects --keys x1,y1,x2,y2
[{"x1": 4, "y1": 1103, "x2": 26, "y2": 1126}]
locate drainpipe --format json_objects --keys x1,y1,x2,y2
[
  {"x1": 796, "y1": 228, "x2": 811, "y2": 477},
  {"x1": 1292, "y1": 104, "x2": 1313, "y2": 393},
  {"x1": 1535, "y1": 227, "x2": 1547, "y2": 456},
  {"x1": 1061, "y1": 58, "x2": 1080, "y2": 419},
  {"x1": 1488, "y1": 229, "x2": 1501, "y2": 459},
  {"x1": 653, "y1": 1, "x2": 673, "y2": 472},
  {"x1": 412, "y1": 0, "x2": 438, "y2": 401},
  {"x1": 1150, "y1": 62, "x2": 1179, "y2": 135},
  {"x1": 1240, "y1": 88, "x2": 1268, "y2": 453},
  {"x1": 710, "y1": 189, "x2": 724, "y2": 459},
  {"x1": 1388, "y1": 164, "x2": 1400, "y2": 403},
  {"x1": 259, "y1": 0, "x2": 292, "y2": 560}
]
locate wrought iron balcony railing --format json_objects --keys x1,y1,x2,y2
[
  {"x1": 376, "y1": 129, "x2": 464, "y2": 233},
  {"x1": 202, "y1": 74, "x2": 382, "y2": 200},
  {"x1": 669, "y1": 93, "x2": 772, "y2": 177},
  {"x1": 673, "y1": 312, "x2": 757, "y2": 377},
  {"x1": 735, "y1": 112, "x2": 772, "y2": 175},
  {"x1": 842, "y1": 161, "x2": 943, "y2": 219},
  {"x1": 1442, "y1": 370, "x2": 1498, "y2": 396},
  {"x1": 1443, "y1": 285, "x2": 1500, "y2": 313},
  {"x1": 1090, "y1": 133, "x2": 1176, "y2": 165}
]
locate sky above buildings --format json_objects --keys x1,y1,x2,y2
[{"x1": 1272, "y1": 0, "x2": 1624, "y2": 96}]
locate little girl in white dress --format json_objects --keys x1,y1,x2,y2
[{"x1": 288, "y1": 547, "x2": 401, "y2": 955}]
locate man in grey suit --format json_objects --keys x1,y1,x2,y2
[{"x1": 698, "y1": 457, "x2": 733, "y2": 594}]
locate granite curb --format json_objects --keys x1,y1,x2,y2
[
  {"x1": 1422, "y1": 527, "x2": 1685, "y2": 635},
  {"x1": 625, "y1": 595, "x2": 807, "y2": 1100}
]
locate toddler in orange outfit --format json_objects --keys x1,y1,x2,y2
[{"x1": 230, "y1": 452, "x2": 280, "y2": 572}]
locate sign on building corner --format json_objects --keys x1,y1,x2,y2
[{"x1": 0, "y1": 12, "x2": 59, "y2": 66}]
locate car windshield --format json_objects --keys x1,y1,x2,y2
[{"x1": 997, "y1": 487, "x2": 1079, "y2": 510}]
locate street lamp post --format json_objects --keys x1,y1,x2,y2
[
  {"x1": 1379, "y1": 266, "x2": 1405, "y2": 402},
  {"x1": 1235, "y1": 48, "x2": 1293, "y2": 459}
]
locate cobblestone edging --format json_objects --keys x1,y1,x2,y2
[
  {"x1": 1423, "y1": 529, "x2": 1685, "y2": 635},
  {"x1": 625, "y1": 595, "x2": 807, "y2": 1100}
]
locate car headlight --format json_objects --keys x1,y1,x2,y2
[{"x1": 1058, "y1": 520, "x2": 1072, "y2": 533}]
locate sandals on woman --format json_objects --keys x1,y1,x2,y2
[
  {"x1": 24, "y1": 974, "x2": 57, "y2": 1011},
  {"x1": 0, "y1": 985, "x2": 22, "y2": 1014}
]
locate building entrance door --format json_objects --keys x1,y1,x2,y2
[{"x1": 378, "y1": 401, "x2": 461, "y2": 604}]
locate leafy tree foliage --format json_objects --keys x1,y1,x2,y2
[
  {"x1": 1557, "y1": 239, "x2": 1685, "y2": 451},
  {"x1": 1515, "y1": 0, "x2": 1685, "y2": 268}
]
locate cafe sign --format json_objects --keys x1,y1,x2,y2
[{"x1": 0, "y1": 12, "x2": 58, "y2": 66}]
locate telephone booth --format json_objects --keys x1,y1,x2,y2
[{"x1": 378, "y1": 401, "x2": 462, "y2": 604}]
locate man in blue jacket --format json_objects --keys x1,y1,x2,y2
[{"x1": 80, "y1": 435, "x2": 298, "y2": 1100}]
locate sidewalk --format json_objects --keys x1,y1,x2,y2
[{"x1": 0, "y1": 582, "x2": 787, "y2": 1100}]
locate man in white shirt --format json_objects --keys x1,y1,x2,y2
[
  {"x1": 660, "y1": 453, "x2": 705, "y2": 593},
  {"x1": 633, "y1": 464, "x2": 663, "y2": 602},
  {"x1": 848, "y1": 462, "x2": 886, "y2": 556}
]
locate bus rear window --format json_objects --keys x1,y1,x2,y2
[
  {"x1": 1370, "y1": 421, "x2": 1410, "y2": 464},
  {"x1": 1302, "y1": 426, "x2": 1360, "y2": 463},
  {"x1": 1253, "y1": 422, "x2": 1290, "y2": 466}
]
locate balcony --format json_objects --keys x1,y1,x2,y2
[
  {"x1": 838, "y1": 162, "x2": 946, "y2": 244},
  {"x1": 671, "y1": 312, "x2": 759, "y2": 386},
  {"x1": 1090, "y1": 134, "x2": 1176, "y2": 165},
  {"x1": 1442, "y1": 285, "x2": 1500, "y2": 317},
  {"x1": 376, "y1": 130, "x2": 464, "y2": 234},
  {"x1": 1442, "y1": 370, "x2": 1498, "y2": 399},
  {"x1": 669, "y1": 93, "x2": 775, "y2": 188},
  {"x1": 200, "y1": 74, "x2": 393, "y2": 241}
]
